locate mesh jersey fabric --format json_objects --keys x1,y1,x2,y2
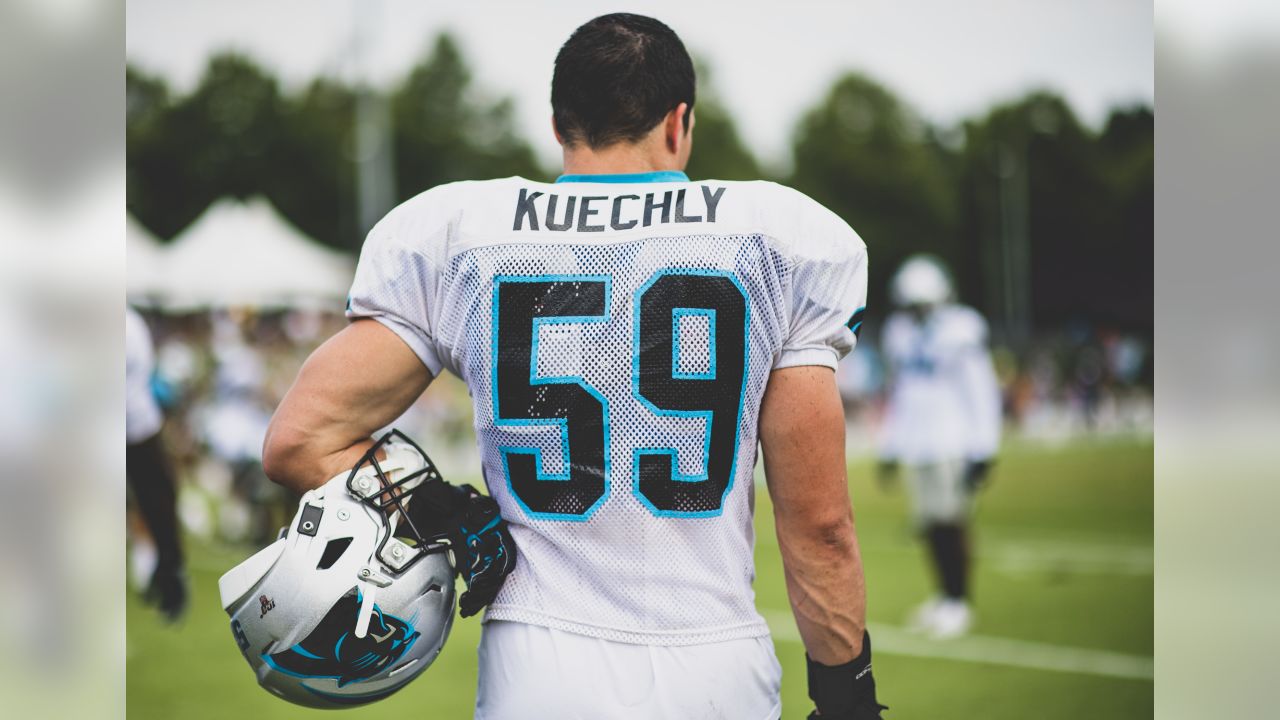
[{"x1": 348, "y1": 176, "x2": 867, "y2": 645}]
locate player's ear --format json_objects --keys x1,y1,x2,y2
[
  {"x1": 551, "y1": 114, "x2": 565, "y2": 147},
  {"x1": 665, "y1": 102, "x2": 691, "y2": 154}
]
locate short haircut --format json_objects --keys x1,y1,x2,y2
[{"x1": 552, "y1": 13, "x2": 696, "y2": 148}]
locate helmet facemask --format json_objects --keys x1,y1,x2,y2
[{"x1": 345, "y1": 429, "x2": 454, "y2": 577}]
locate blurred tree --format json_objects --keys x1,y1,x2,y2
[
  {"x1": 958, "y1": 93, "x2": 1152, "y2": 339},
  {"x1": 1098, "y1": 106, "x2": 1154, "y2": 336},
  {"x1": 788, "y1": 73, "x2": 960, "y2": 312},
  {"x1": 391, "y1": 34, "x2": 543, "y2": 198},
  {"x1": 685, "y1": 61, "x2": 762, "y2": 181},
  {"x1": 126, "y1": 66, "x2": 169, "y2": 140},
  {"x1": 128, "y1": 54, "x2": 284, "y2": 240},
  {"x1": 272, "y1": 79, "x2": 359, "y2": 250},
  {"x1": 125, "y1": 66, "x2": 171, "y2": 238}
]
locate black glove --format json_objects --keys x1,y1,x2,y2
[
  {"x1": 411, "y1": 481, "x2": 518, "y2": 618},
  {"x1": 876, "y1": 460, "x2": 899, "y2": 491},
  {"x1": 144, "y1": 563, "x2": 189, "y2": 623},
  {"x1": 962, "y1": 459, "x2": 993, "y2": 492},
  {"x1": 453, "y1": 486, "x2": 518, "y2": 617},
  {"x1": 807, "y1": 630, "x2": 887, "y2": 719}
]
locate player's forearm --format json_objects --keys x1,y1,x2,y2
[
  {"x1": 776, "y1": 511, "x2": 868, "y2": 664},
  {"x1": 759, "y1": 366, "x2": 868, "y2": 665},
  {"x1": 262, "y1": 417, "x2": 373, "y2": 495}
]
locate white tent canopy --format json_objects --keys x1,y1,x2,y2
[
  {"x1": 140, "y1": 196, "x2": 355, "y2": 310},
  {"x1": 127, "y1": 214, "x2": 168, "y2": 305}
]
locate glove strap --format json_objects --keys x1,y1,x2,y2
[{"x1": 807, "y1": 630, "x2": 879, "y2": 717}]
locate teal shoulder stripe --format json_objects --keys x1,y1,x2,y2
[{"x1": 846, "y1": 306, "x2": 867, "y2": 338}]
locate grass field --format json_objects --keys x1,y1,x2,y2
[{"x1": 127, "y1": 438, "x2": 1152, "y2": 719}]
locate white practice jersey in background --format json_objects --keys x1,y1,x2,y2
[
  {"x1": 126, "y1": 307, "x2": 163, "y2": 444},
  {"x1": 348, "y1": 173, "x2": 867, "y2": 645},
  {"x1": 879, "y1": 304, "x2": 1001, "y2": 464}
]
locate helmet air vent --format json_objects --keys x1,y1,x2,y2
[{"x1": 317, "y1": 537, "x2": 354, "y2": 570}]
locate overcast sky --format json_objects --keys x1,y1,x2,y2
[{"x1": 127, "y1": 0, "x2": 1153, "y2": 168}]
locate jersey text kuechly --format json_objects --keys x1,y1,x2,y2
[{"x1": 513, "y1": 185, "x2": 726, "y2": 232}]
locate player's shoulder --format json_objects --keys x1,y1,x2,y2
[
  {"x1": 125, "y1": 306, "x2": 151, "y2": 346},
  {"x1": 125, "y1": 305, "x2": 145, "y2": 333},
  {"x1": 724, "y1": 180, "x2": 865, "y2": 262},
  {"x1": 937, "y1": 303, "x2": 989, "y2": 343},
  {"x1": 881, "y1": 310, "x2": 915, "y2": 343},
  {"x1": 125, "y1": 306, "x2": 154, "y2": 366}
]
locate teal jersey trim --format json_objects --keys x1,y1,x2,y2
[{"x1": 555, "y1": 171, "x2": 689, "y2": 184}]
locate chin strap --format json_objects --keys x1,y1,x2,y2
[{"x1": 354, "y1": 581, "x2": 377, "y2": 639}]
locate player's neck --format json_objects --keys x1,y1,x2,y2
[{"x1": 560, "y1": 139, "x2": 682, "y2": 177}]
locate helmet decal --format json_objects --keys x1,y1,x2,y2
[{"x1": 263, "y1": 587, "x2": 420, "y2": 687}]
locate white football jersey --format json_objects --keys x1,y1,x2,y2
[
  {"x1": 879, "y1": 304, "x2": 1001, "y2": 464},
  {"x1": 347, "y1": 172, "x2": 867, "y2": 645},
  {"x1": 126, "y1": 307, "x2": 163, "y2": 444}
]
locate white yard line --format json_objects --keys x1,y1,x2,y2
[
  {"x1": 757, "y1": 534, "x2": 1153, "y2": 577},
  {"x1": 986, "y1": 543, "x2": 1152, "y2": 576},
  {"x1": 762, "y1": 612, "x2": 1153, "y2": 681}
]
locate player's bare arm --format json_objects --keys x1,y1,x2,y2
[
  {"x1": 761, "y1": 365, "x2": 884, "y2": 718},
  {"x1": 759, "y1": 365, "x2": 866, "y2": 662},
  {"x1": 262, "y1": 318, "x2": 432, "y2": 494}
]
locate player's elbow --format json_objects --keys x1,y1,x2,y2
[
  {"x1": 261, "y1": 421, "x2": 314, "y2": 493},
  {"x1": 812, "y1": 514, "x2": 857, "y2": 554},
  {"x1": 783, "y1": 509, "x2": 857, "y2": 557}
]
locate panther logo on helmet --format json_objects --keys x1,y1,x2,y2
[{"x1": 264, "y1": 587, "x2": 420, "y2": 688}]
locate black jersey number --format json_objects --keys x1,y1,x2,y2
[
  {"x1": 493, "y1": 276, "x2": 610, "y2": 520},
  {"x1": 633, "y1": 272, "x2": 747, "y2": 517},
  {"x1": 493, "y1": 271, "x2": 747, "y2": 520}
]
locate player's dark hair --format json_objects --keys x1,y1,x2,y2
[{"x1": 552, "y1": 13, "x2": 696, "y2": 148}]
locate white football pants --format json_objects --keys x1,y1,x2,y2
[
  {"x1": 906, "y1": 459, "x2": 972, "y2": 524},
  {"x1": 474, "y1": 620, "x2": 782, "y2": 719}
]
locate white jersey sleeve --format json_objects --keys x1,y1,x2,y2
[
  {"x1": 774, "y1": 193, "x2": 868, "y2": 370},
  {"x1": 345, "y1": 193, "x2": 454, "y2": 376},
  {"x1": 125, "y1": 308, "x2": 163, "y2": 444}
]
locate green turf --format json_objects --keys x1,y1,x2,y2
[{"x1": 127, "y1": 438, "x2": 1152, "y2": 718}]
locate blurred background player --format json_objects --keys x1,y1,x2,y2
[
  {"x1": 126, "y1": 307, "x2": 188, "y2": 622},
  {"x1": 877, "y1": 255, "x2": 1001, "y2": 639}
]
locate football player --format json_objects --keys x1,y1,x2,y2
[
  {"x1": 126, "y1": 307, "x2": 188, "y2": 621},
  {"x1": 877, "y1": 256, "x2": 1002, "y2": 639},
  {"x1": 263, "y1": 14, "x2": 884, "y2": 719}
]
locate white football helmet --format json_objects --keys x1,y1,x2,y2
[
  {"x1": 891, "y1": 254, "x2": 953, "y2": 308},
  {"x1": 219, "y1": 431, "x2": 457, "y2": 708}
]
